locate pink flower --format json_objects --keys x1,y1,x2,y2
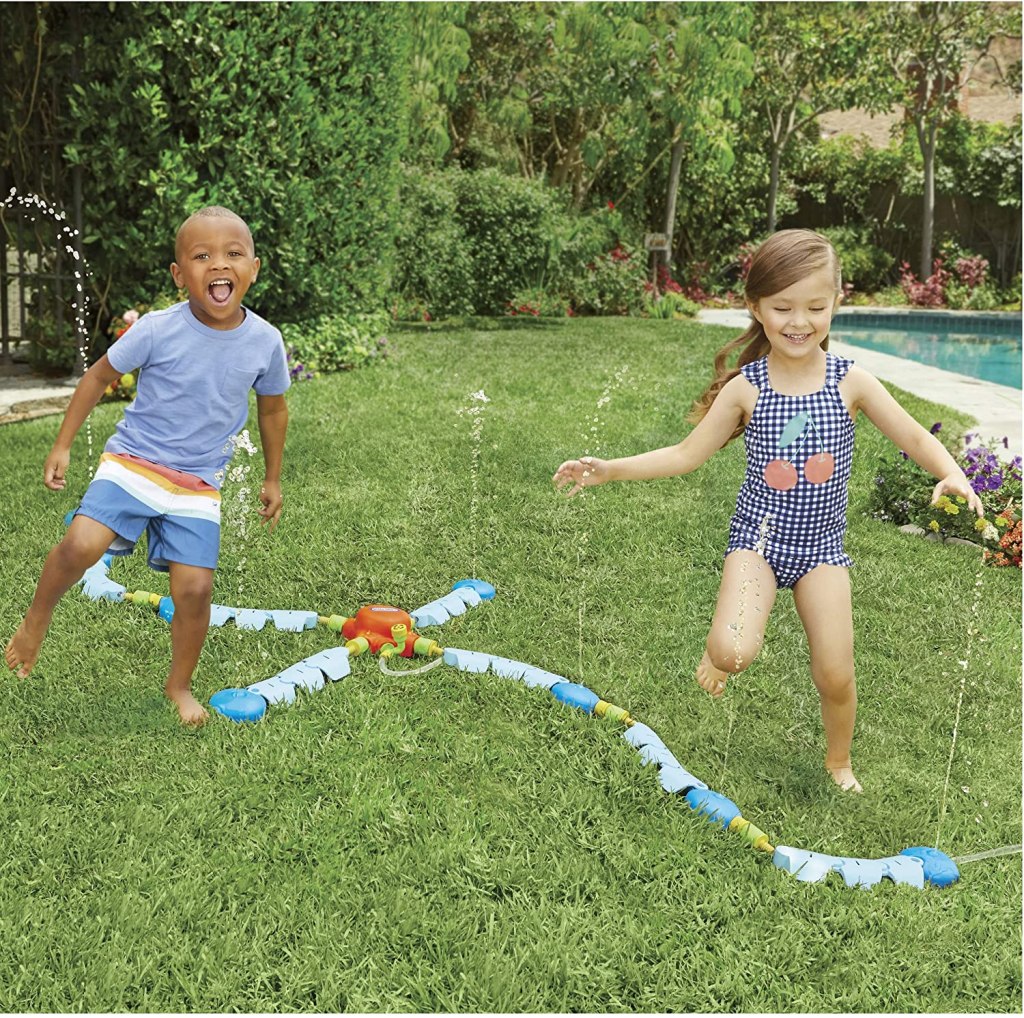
[{"x1": 123, "y1": 309, "x2": 140, "y2": 326}]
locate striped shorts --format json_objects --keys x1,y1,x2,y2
[{"x1": 75, "y1": 453, "x2": 221, "y2": 572}]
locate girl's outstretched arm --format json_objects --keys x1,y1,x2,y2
[
  {"x1": 848, "y1": 366, "x2": 984, "y2": 516},
  {"x1": 553, "y1": 373, "x2": 752, "y2": 497}
]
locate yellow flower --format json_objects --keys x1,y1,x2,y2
[
  {"x1": 944, "y1": 503, "x2": 960, "y2": 515},
  {"x1": 955, "y1": 496, "x2": 966, "y2": 505},
  {"x1": 934, "y1": 495, "x2": 951, "y2": 510},
  {"x1": 928, "y1": 520, "x2": 940, "y2": 532},
  {"x1": 975, "y1": 517, "x2": 989, "y2": 532},
  {"x1": 996, "y1": 516, "x2": 1008, "y2": 528}
]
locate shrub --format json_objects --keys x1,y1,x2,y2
[
  {"x1": 17, "y1": 4, "x2": 409, "y2": 328},
  {"x1": 567, "y1": 244, "x2": 649, "y2": 316},
  {"x1": 820, "y1": 225, "x2": 894, "y2": 293},
  {"x1": 645, "y1": 290, "x2": 701, "y2": 319},
  {"x1": 505, "y1": 287, "x2": 574, "y2": 318},
  {"x1": 392, "y1": 167, "x2": 622, "y2": 317},
  {"x1": 278, "y1": 311, "x2": 390, "y2": 376}
]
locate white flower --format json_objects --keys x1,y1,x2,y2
[{"x1": 470, "y1": 390, "x2": 490, "y2": 403}]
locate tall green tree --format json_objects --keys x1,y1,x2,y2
[
  {"x1": 871, "y1": 1, "x2": 1016, "y2": 276},
  {"x1": 747, "y1": 2, "x2": 885, "y2": 234},
  {"x1": 642, "y1": 3, "x2": 753, "y2": 274},
  {"x1": 406, "y1": 2, "x2": 471, "y2": 163},
  {"x1": 448, "y1": 3, "x2": 656, "y2": 206}
]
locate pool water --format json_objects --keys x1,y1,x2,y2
[{"x1": 829, "y1": 311, "x2": 1022, "y2": 389}]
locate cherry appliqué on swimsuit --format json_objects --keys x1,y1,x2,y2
[{"x1": 764, "y1": 410, "x2": 835, "y2": 491}]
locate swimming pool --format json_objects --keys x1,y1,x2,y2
[{"x1": 829, "y1": 310, "x2": 1022, "y2": 389}]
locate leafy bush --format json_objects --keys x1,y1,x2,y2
[
  {"x1": 567, "y1": 244, "x2": 649, "y2": 316},
  {"x1": 15, "y1": 4, "x2": 409, "y2": 328},
  {"x1": 393, "y1": 167, "x2": 621, "y2": 317},
  {"x1": 645, "y1": 290, "x2": 700, "y2": 319},
  {"x1": 820, "y1": 225, "x2": 895, "y2": 293},
  {"x1": 505, "y1": 287, "x2": 575, "y2": 318},
  {"x1": 278, "y1": 311, "x2": 391, "y2": 375}
]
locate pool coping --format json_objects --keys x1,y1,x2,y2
[{"x1": 695, "y1": 308, "x2": 1022, "y2": 458}]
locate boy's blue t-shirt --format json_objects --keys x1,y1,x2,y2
[{"x1": 104, "y1": 301, "x2": 290, "y2": 489}]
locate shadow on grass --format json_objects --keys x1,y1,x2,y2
[{"x1": 393, "y1": 315, "x2": 574, "y2": 334}]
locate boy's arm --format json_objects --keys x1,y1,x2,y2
[
  {"x1": 256, "y1": 393, "x2": 288, "y2": 531},
  {"x1": 849, "y1": 366, "x2": 984, "y2": 516},
  {"x1": 44, "y1": 354, "x2": 123, "y2": 490}
]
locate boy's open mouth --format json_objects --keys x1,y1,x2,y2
[{"x1": 208, "y1": 279, "x2": 234, "y2": 305}]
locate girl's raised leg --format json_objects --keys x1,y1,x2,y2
[
  {"x1": 696, "y1": 549, "x2": 778, "y2": 697},
  {"x1": 792, "y1": 564, "x2": 861, "y2": 792}
]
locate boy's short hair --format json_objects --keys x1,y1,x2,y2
[{"x1": 175, "y1": 206, "x2": 254, "y2": 260}]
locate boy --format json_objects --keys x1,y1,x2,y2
[{"x1": 5, "y1": 206, "x2": 290, "y2": 725}]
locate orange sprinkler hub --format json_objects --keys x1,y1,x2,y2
[{"x1": 342, "y1": 605, "x2": 419, "y2": 655}]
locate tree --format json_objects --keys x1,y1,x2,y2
[
  {"x1": 447, "y1": 3, "x2": 656, "y2": 207},
  {"x1": 406, "y1": 2, "x2": 471, "y2": 163},
  {"x1": 872, "y1": 1, "x2": 1015, "y2": 277},
  {"x1": 642, "y1": 3, "x2": 754, "y2": 274},
  {"x1": 747, "y1": 2, "x2": 885, "y2": 234}
]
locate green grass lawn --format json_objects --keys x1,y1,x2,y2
[{"x1": 0, "y1": 317, "x2": 1020, "y2": 1012}]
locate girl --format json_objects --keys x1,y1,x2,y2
[{"x1": 553, "y1": 229, "x2": 982, "y2": 792}]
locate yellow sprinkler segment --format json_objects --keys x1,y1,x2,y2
[
  {"x1": 124, "y1": 590, "x2": 162, "y2": 607},
  {"x1": 594, "y1": 700, "x2": 632, "y2": 725},
  {"x1": 319, "y1": 614, "x2": 349, "y2": 633},
  {"x1": 729, "y1": 815, "x2": 774, "y2": 853}
]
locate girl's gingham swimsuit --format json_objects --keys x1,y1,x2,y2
[{"x1": 725, "y1": 351, "x2": 856, "y2": 589}]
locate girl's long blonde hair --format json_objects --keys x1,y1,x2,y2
[{"x1": 689, "y1": 229, "x2": 842, "y2": 441}]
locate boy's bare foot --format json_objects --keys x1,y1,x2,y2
[
  {"x1": 827, "y1": 764, "x2": 863, "y2": 793},
  {"x1": 695, "y1": 650, "x2": 729, "y2": 698},
  {"x1": 165, "y1": 687, "x2": 209, "y2": 726},
  {"x1": 5, "y1": 619, "x2": 46, "y2": 678}
]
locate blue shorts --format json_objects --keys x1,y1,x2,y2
[{"x1": 75, "y1": 453, "x2": 221, "y2": 572}]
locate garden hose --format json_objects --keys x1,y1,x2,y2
[{"x1": 378, "y1": 654, "x2": 446, "y2": 677}]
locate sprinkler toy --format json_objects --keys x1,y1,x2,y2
[{"x1": 74, "y1": 553, "x2": 965, "y2": 892}]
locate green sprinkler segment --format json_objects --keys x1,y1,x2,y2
[{"x1": 76, "y1": 556, "x2": 960, "y2": 891}]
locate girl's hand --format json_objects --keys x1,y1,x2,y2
[
  {"x1": 931, "y1": 473, "x2": 984, "y2": 517},
  {"x1": 552, "y1": 456, "x2": 609, "y2": 497}
]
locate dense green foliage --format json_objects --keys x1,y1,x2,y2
[
  {"x1": 2, "y1": 2, "x2": 409, "y2": 330},
  {"x1": 279, "y1": 311, "x2": 391, "y2": 376},
  {"x1": 0, "y1": 319, "x2": 1020, "y2": 1010},
  {"x1": 394, "y1": 167, "x2": 619, "y2": 317}
]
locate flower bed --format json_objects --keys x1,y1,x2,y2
[{"x1": 866, "y1": 423, "x2": 1022, "y2": 567}]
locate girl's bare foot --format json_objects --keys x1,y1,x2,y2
[
  {"x1": 695, "y1": 650, "x2": 729, "y2": 698},
  {"x1": 5, "y1": 619, "x2": 46, "y2": 678},
  {"x1": 165, "y1": 687, "x2": 209, "y2": 726},
  {"x1": 827, "y1": 764, "x2": 863, "y2": 793}
]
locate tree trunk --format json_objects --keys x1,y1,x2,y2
[
  {"x1": 766, "y1": 142, "x2": 781, "y2": 234},
  {"x1": 919, "y1": 118, "x2": 937, "y2": 279},
  {"x1": 661, "y1": 135, "x2": 684, "y2": 275}
]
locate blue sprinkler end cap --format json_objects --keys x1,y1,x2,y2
[
  {"x1": 158, "y1": 596, "x2": 175, "y2": 623},
  {"x1": 454, "y1": 578, "x2": 496, "y2": 601},
  {"x1": 900, "y1": 846, "x2": 960, "y2": 887},
  {"x1": 101, "y1": 553, "x2": 114, "y2": 568},
  {"x1": 63, "y1": 510, "x2": 77, "y2": 527},
  {"x1": 684, "y1": 788, "x2": 742, "y2": 829},
  {"x1": 210, "y1": 688, "x2": 267, "y2": 724}
]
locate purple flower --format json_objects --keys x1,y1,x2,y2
[
  {"x1": 930, "y1": 422, "x2": 942, "y2": 434},
  {"x1": 1003, "y1": 436, "x2": 1009, "y2": 449},
  {"x1": 874, "y1": 475, "x2": 886, "y2": 486},
  {"x1": 900, "y1": 450, "x2": 909, "y2": 460}
]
